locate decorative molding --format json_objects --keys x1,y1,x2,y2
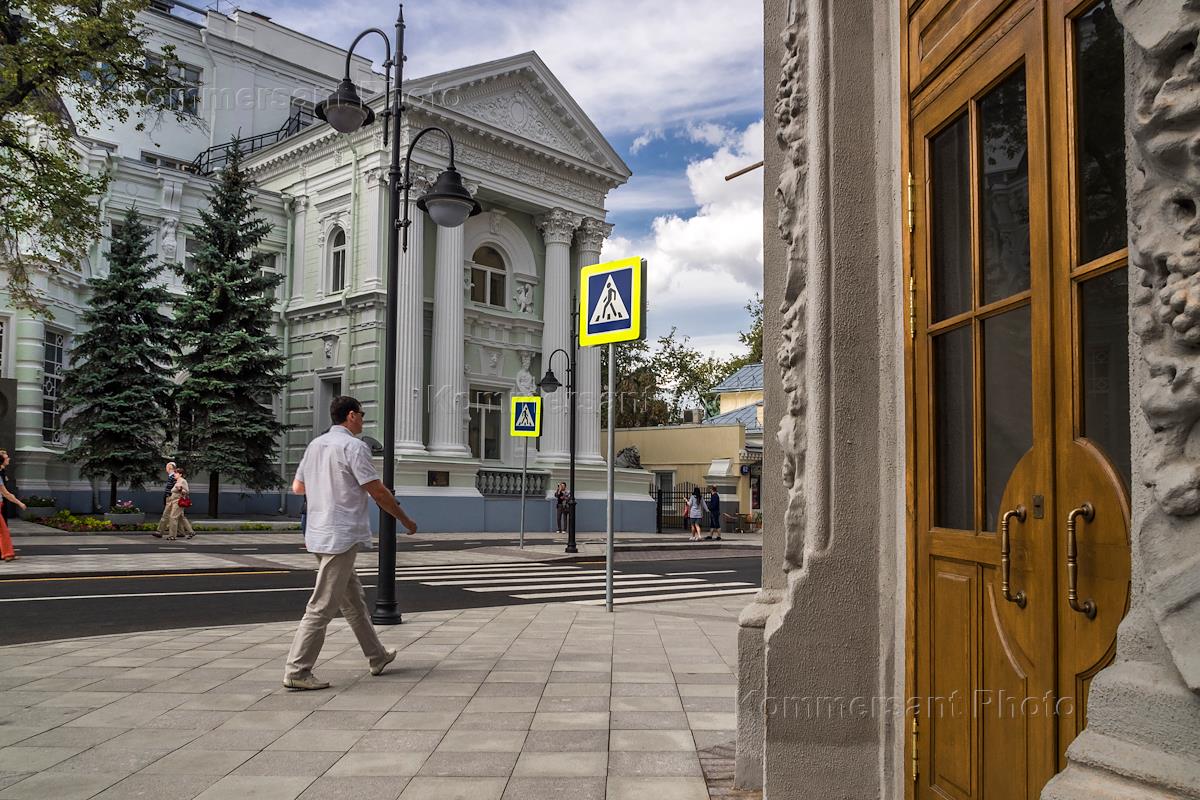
[
  {"x1": 536, "y1": 208, "x2": 581, "y2": 246},
  {"x1": 1117, "y1": 0, "x2": 1200, "y2": 692},
  {"x1": 775, "y1": 7, "x2": 814, "y2": 570},
  {"x1": 458, "y1": 87, "x2": 589, "y2": 161},
  {"x1": 158, "y1": 218, "x2": 179, "y2": 262},
  {"x1": 575, "y1": 217, "x2": 613, "y2": 254},
  {"x1": 513, "y1": 281, "x2": 534, "y2": 314}
]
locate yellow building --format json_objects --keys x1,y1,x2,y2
[{"x1": 603, "y1": 363, "x2": 763, "y2": 524}]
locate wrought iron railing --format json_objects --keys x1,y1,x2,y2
[
  {"x1": 190, "y1": 110, "x2": 312, "y2": 175},
  {"x1": 476, "y1": 468, "x2": 549, "y2": 497}
]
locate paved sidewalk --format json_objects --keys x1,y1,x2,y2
[{"x1": 0, "y1": 596, "x2": 752, "y2": 800}]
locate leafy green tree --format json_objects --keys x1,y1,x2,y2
[
  {"x1": 60, "y1": 207, "x2": 176, "y2": 509},
  {"x1": 174, "y1": 143, "x2": 287, "y2": 517},
  {"x1": 0, "y1": 0, "x2": 189, "y2": 315}
]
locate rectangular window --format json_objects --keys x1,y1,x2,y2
[
  {"x1": 146, "y1": 55, "x2": 202, "y2": 116},
  {"x1": 42, "y1": 329, "x2": 66, "y2": 445},
  {"x1": 468, "y1": 389, "x2": 503, "y2": 461},
  {"x1": 184, "y1": 237, "x2": 201, "y2": 270},
  {"x1": 140, "y1": 151, "x2": 195, "y2": 173}
]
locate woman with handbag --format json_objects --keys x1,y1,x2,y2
[
  {"x1": 166, "y1": 466, "x2": 196, "y2": 540},
  {"x1": 0, "y1": 450, "x2": 26, "y2": 561}
]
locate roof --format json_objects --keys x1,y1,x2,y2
[
  {"x1": 710, "y1": 363, "x2": 764, "y2": 393},
  {"x1": 703, "y1": 401, "x2": 762, "y2": 434}
]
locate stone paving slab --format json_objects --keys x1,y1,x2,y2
[{"x1": 0, "y1": 595, "x2": 749, "y2": 799}]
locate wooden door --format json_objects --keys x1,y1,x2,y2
[
  {"x1": 908, "y1": 0, "x2": 1132, "y2": 796},
  {"x1": 1047, "y1": 0, "x2": 1131, "y2": 763},
  {"x1": 912, "y1": 8, "x2": 1057, "y2": 798}
]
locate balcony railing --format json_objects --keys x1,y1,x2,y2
[
  {"x1": 190, "y1": 109, "x2": 313, "y2": 175},
  {"x1": 476, "y1": 468, "x2": 549, "y2": 497}
]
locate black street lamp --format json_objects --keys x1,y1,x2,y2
[
  {"x1": 539, "y1": 298, "x2": 580, "y2": 554},
  {"x1": 316, "y1": 3, "x2": 479, "y2": 625}
]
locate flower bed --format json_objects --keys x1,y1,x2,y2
[
  {"x1": 39, "y1": 511, "x2": 115, "y2": 533},
  {"x1": 20, "y1": 496, "x2": 59, "y2": 519}
]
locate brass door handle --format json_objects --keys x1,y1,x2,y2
[
  {"x1": 1066, "y1": 502, "x2": 1097, "y2": 620},
  {"x1": 1000, "y1": 505, "x2": 1027, "y2": 608}
]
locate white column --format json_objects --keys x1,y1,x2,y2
[
  {"x1": 428, "y1": 217, "x2": 470, "y2": 457},
  {"x1": 536, "y1": 208, "x2": 582, "y2": 462},
  {"x1": 395, "y1": 171, "x2": 431, "y2": 454},
  {"x1": 575, "y1": 218, "x2": 612, "y2": 464},
  {"x1": 289, "y1": 196, "x2": 308, "y2": 304}
]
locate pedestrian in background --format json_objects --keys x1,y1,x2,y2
[
  {"x1": 554, "y1": 481, "x2": 571, "y2": 535},
  {"x1": 283, "y1": 395, "x2": 418, "y2": 691},
  {"x1": 166, "y1": 466, "x2": 195, "y2": 541},
  {"x1": 0, "y1": 450, "x2": 25, "y2": 561},
  {"x1": 152, "y1": 461, "x2": 177, "y2": 539},
  {"x1": 704, "y1": 485, "x2": 722, "y2": 541},
  {"x1": 686, "y1": 486, "x2": 707, "y2": 541}
]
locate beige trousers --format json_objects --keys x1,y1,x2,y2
[
  {"x1": 155, "y1": 503, "x2": 171, "y2": 535},
  {"x1": 284, "y1": 548, "x2": 387, "y2": 681},
  {"x1": 166, "y1": 499, "x2": 194, "y2": 539}
]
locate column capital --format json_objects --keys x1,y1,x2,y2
[
  {"x1": 575, "y1": 217, "x2": 613, "y2": 255},
  {"x1": 536, "y1": 208, "x2": 582, "y2": 246}
]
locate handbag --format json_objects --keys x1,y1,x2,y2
[{"x1": 178, "y1": 497, "x2": 192, "y2": 508}]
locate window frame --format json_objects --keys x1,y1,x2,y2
[
  {"x1": 468, "y1": 388, "x2": 505, "y2": 462},
  {"x1": 41, "y1": 327, "x2": 68, "y2": 446},
  {"x1": 328, "y1": 227, "x2": 348, "y2": 294},
  {"x1": 469, "y1": 246, "x2": 508, "y2": 310}
]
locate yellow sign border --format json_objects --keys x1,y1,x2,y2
[
  {"x1": 579, "y1": 257, "x2": 645, "y2": 347},
  {"x1": 510, "y1": 396, "x2": 542, "y2": 437}
]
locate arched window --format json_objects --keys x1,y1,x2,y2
[
  {"x1": 470, "y1": 245, "x2": 506, "y2": 309},
  {"x1": 328, "y1": 227, "x2": 347, "y2": 292}
]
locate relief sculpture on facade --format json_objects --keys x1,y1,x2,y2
[
  {"x1": 1116, "y1": 0, "x2": 1200, "y2": 691},
  {"x1": 774, "y1": 6, "x2": 811, "y2": 570}
]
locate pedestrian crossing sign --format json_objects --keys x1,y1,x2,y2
[
  {"x1": 579, "y1": 257, "x2": 646, "y2": 347},
  {"x1": 510, "y1": 396, "x2": 541, "y2": 437}
]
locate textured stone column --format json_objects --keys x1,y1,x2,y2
[
  {"x1": 395, "y1": 171, "x2": 431, "y2": 455},
  {"x1": 289, "y1": 196, "x2": 308, "y2": 304},
  {"x1": 536, "y1": 209, "x2": 581, "y2": 462},
  {"x1": 575, "y1": 218, "x2": 612, "y2": 464},
  {"x1": 428, "y1": 217, "x2": 470, "y2": 457},
  {"x1": 1043, "y1": 5, "x2": 1200, "y2": 797}
]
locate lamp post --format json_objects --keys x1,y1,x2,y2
[
  {"x1": 539, "y1": 299, "x2": 579, "y2": 554},
  {"x1": 315, "y1": 2, "x2": 479, "y2": 625}
]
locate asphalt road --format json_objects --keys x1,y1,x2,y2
[
  {"x1": 0, "y1": 555, "x2": 761, "y2": 645},
  {"x1": 9, "y1": 534, "x2": 692, "y2": 557}
]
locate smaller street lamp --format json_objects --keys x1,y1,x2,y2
[{"x1": 539, "y1": 345, "x2": 578, "y2": 554}]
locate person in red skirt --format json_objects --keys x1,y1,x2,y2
[{"x1": 0, "y1": 450, "x2": 27, "y2": 561}]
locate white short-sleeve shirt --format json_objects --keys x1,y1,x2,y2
[{"x1": 294, "y1": 425, "x2": 380, "y2": 554}]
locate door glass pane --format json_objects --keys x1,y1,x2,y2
[
  {"x1": 1076, "y1": 0, "x2": 1127, "y2": 263},
  {"x1": 931, "y1": 114, "x2": 972, "y2": 321},
  {"x1": 1080, "y1": 269, "x2": 1130, "y2": 489},
  {"x1": 935, "y1": 326, "x2": 974, "y2": 530},
  {"x1": 983, "y1": 306, "x2": 1032, "y2": 530},
  {"x1": 470, "y1": 268, "x2": 487, "y2": 304},
  {"x1": 980, "y1": 67, "x2": 1031, "y2": 304}
]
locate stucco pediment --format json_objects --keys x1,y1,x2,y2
[{"x1": 404, "y1": 52, "x2": 630, "y2": 178}]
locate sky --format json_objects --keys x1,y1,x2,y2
[{"x1": 247, "y1": 0, "x2": 765, "y2": 359}]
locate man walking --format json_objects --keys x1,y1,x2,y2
[
  {"x1": 152, "y1": 462, "x2": 177, "y2": 539},
  {"x1": 284, "y1": 395, "x2": 418, "y2": 690}
]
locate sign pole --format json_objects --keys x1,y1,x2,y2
[
  {"x1": 606, "y1": 342, "x2": 615, "y2": 612},
  {"x1": 519, "y1": 438, "x2": 528, "y2": 550}
]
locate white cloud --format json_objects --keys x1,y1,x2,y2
[
  {"x1": 684, "y1": 121, "x2": 733, "y2": 147},
  {"x1": 251, "y1": 0, "x2": 763, "y2": 133},
  {"x1": 603, "y1": 119, "x2": 764, "y2": 353},
  {"x1": 629, "y1": 128, "x2": 664, "y2": 154},
  {"x1": 605, "y1": 172, "x2": 693, "y2": 214}
]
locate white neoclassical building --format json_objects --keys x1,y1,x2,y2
[{"x1": 2, "y1": 1, "x2": 652, "y2": 530}]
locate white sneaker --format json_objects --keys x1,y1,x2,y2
[
  {"x1": 370, "y1": 649, "x2": 398, "y2": 676},
  {"x1": 282, "y1": 674, "x2": 330, "y2": 691}
]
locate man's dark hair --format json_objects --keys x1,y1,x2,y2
[{"x1": 331, "y1": 395, "x2": 362, "y2": 425}]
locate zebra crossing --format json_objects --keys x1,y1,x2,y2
[{"x1": 359, "y1": 561, "x2": 759, "y2": 606}]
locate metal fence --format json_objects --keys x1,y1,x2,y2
[{"x1": 654, "y1": 482, "x2": 705, "y2": 533}]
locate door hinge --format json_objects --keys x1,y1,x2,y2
[
  {"x1": 906, "y1": 171, "x2": 915, "y2": 234},
  {"x1": 908, "y1": 275, "x2": 916, "y2": 341},
  {"x1": 911, "y1": 714, "x2": 919, "y2": 784}
]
